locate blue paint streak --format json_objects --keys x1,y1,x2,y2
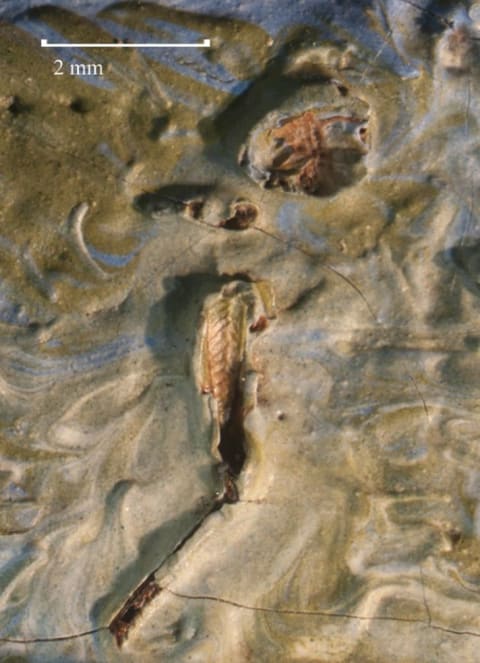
[{"x1": 14, "y1": 19, "x2": 115, "y2": 90}]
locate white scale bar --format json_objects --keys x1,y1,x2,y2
[{"x1": 41, "y1": 38, "x2": 211, "y2": 48}]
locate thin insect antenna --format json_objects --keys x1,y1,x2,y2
[
  {"x1": 249, "y1": 223, "x2": 378, "y2": 322},
  {"x1": 324, "y1": 264, "x2": 379, "y2": 323},
  {"x1": 408, "y1": 372, "x2": 430, "y2": 420}
]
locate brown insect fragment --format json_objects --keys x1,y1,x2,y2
[
  {"x1": 109, "y1": 574, "x2": 161, "y2": 647},
  {"x1": 200, "y1": 284, "x2": 250, "y2": 427},
  {"x1": 243, "y1": 109, "x2": 368, "y2": 196},
  {"x1": 249, "y1": 315, "x2": 268, "y2": 332},
  {"x1": 185, "y1": 198, "x2": 204, "y2": 219},
  {"x1": 220, "y1": 201, "x2": 257, "y2": 230}
]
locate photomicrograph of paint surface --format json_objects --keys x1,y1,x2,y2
[{"x1": 1, "y1": 1, "x2": 480, "y2": 661}]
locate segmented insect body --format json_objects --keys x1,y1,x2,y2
[
  {"x1": 242, "y1": 108, "x2": 368, "y2": 196},
  {"x1": 200, "y1": 283, "x2": 251, "y2": 427}
]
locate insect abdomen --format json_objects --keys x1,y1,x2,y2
[{"x1": 202, "y1": 291, "x2": 247, "y2": 426}]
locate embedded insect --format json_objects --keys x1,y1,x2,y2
[
  {"x1": 199, "y1": 282, "x2": 253, "y2": 427},
  {"x1": 241, "y1": 108, "x2": 369, "y2": 196}
]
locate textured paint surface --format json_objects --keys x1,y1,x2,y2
[{"x1": 1, "y1": 1, "x2": 480, "y2": 662}]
